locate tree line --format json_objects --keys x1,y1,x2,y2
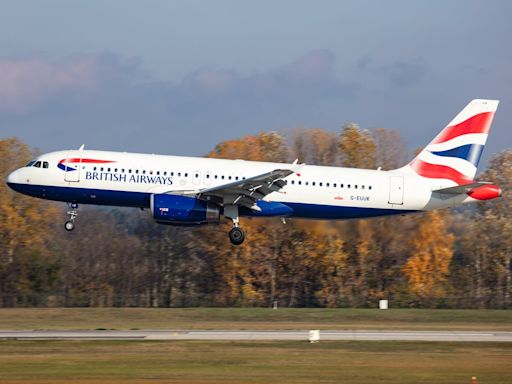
[{"x1": 0, "y1": 126, "x2": 511, "y2": 308}]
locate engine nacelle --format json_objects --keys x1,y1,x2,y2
[{"x1": 151, "y1": 194, "x2": 220, "y2": 225}]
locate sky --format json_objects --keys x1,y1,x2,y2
[{"x1": 0, "y1": 0, "x2": 511, "y2": 164}]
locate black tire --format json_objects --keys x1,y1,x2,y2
[
  {"x1": 64, "y1": 221, "x2": 75, "y2": 231},
  {"x1": 229, "y1": 227, "x2": 245, "y2": 245}
]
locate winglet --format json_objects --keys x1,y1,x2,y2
[
  {"x1": 78, "y1": 144, "x2": 85, "y2": 151},
  {"x1": 291, "y1": 159, "x2": 305, "y2": 176}
]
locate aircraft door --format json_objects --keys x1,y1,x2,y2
[
  {"x1": 63, "y1": 154, "x2": 81, "y2": 182},
  {"x1": 388, "y1": 176, "x2": 404, "y2": 205}
]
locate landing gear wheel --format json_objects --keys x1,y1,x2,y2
[
  {"x1": 229, "y1": 227, "x2": 245, "y2": 245},
  {"x1": 64, "y1": 220, "x2": 75, "y2": 231}
]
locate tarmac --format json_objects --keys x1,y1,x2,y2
[{"x1": 1, "y1": 330, "x2": 511, "y2": 342}]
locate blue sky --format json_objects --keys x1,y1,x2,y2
[{"x1": 0, "y1": 0, "x2": 510, "y2": 164}]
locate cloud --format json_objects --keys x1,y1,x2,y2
[
  {"x1": 3, "y1": 49, "x2": 508, "y2": 163},
  {"x1": 0, "y1": 50, "x2": 382, "y2": 155},
  {"x1": 357, "y1": 56, "x2": 428, "y2": 87},
  {"x1": 0, "y1": 55, "x2": 98, "y2": 113}
]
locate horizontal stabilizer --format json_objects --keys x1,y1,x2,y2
[{"x1": 433, "y1": 182, "x2": 491, "y2": 195}]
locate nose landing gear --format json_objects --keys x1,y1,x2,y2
[{"x1": 64, "y1": 203, "x2": 78, "y2": 231}]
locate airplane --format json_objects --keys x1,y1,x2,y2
[{"x1": 6, "y1": 99, "x2": 501, "y2": 245}]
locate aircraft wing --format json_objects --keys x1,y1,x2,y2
[{"x1": 193, "y1": 168, "x2": 295, "y2": 211}]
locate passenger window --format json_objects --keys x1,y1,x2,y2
[
  {"x1": 206, "y1": 174, "x2": 210, "y2": 178},
  {"x1": 312, "y1": 182, "x2": 316, "y2": 186},
  {"x1": 185, "y1": 173, "x2": 188, "y2": 177},
  {"x1": 341, "y1": 184, "x2": 344, "y2": 188},
  {"x1": 136, "y1": 170, "x2": 139, "y2": 174},
  {"x1": 128, "y1": 169, "x2": 132, "y2": 173},
  {"x1": 195, "y1": 173, "x2": 199, "y2": 178},
  {"x1": 355, "y1": 185, "x2": 358, "y2": 189},
  {"x1": 43, "y1": 161, "x2": 49, "y2": 168},
  {"x1": 228, "y1": 176, "x2": 232, "y2": 180},
  {"x1": 319, "y1": 182, "x2": 323, "y2": 187},
  {"x1": 305, "y1": 181, "x2": 309, "y2": 186},
  {"x1": 235, "y1": 176, "x2": 239, "y2": 180},
  {"x1": 369, "y1": 186, "x2": 372, "y2": 190},
  {"x1": 156, "y1": 171, "x2": 160, "y2": 175},
  {"x1": 142, "y1": 170, "x2": 146, "y2": 174},
  {"x1": 34, "y1": 161, "x2": 41, "y2": 168},
  {"x1": 171, "y1": 172, "x2": 174, "y2": 176},
  {"x1": 100, "y1": 167, "x2": 104, "y2": 172},
  {"x1": 298, "y1": 181, "x2": 302, "y2": 185},
  {"x1": 348, "y1": 184, "x2": 351, "y2": 189},
  {"x1": 291, "y1": 180, "x2": 295, "y2": 185},
  {"x1": 108, "y1": 168, "x2": 111, "y2": 172},
  {"x1": 362, "y1": 185, "x2": 365, "y2": 190}
]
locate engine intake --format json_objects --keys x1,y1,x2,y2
[{"x1": 151, "y1": 194, "x2": 220, "y2": 225}]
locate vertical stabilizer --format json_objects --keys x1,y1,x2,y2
[{"x1": 404, "y1": 99, "x2": 499, "y2": 185}]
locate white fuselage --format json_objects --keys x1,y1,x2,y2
[{"x1": 6, "y1": 149, "x2": 472, "y2": 220}]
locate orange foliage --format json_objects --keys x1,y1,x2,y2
[{"x1": 402, "y1": 211, "x2": 454, "y2": 299}]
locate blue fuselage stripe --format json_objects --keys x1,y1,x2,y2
[{"x1": 7, "y1": 183, "x2": 414, "y2": 220}]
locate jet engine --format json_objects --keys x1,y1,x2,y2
[{"x1": 151, "y1": 194, "x2": 220, "y2": 225}]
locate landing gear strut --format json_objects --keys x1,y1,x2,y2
[
  {"x1": 64, "y1": 203, "x2": 78, "y2": 231},
  {"x1": 225, "y1": 204, "x2": 245, "y2": 245}
]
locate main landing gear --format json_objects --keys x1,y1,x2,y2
[
  {"x1": 229, "y1": 226, "x2": 245, "y2": 245},
  {"x1": 64, "y1": 203, "x2": 78, "y2": 231},
  {"x1": 225, "y1": 204, "x2": 245, "y2": 245}
]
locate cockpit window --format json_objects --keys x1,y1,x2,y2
[
  {"x1": 43, "y1": 161, "x2": 49, "y2": 168},
  {"x1": 26, "y1": 160, "x2": 36, "y2": 167},
  {"x1": 34, "y1": 161, "x2": 41, "y2": 168}
]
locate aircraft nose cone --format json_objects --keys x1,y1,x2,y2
[{"x1": 6, "y1": 169, "x2": 20, "y2": 188}]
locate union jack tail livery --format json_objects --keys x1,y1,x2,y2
[{"x1": 406, "y1": 99, "x2": 499, "y2": 185}]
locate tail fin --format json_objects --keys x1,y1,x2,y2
[{"x1": 405, "y1": 99, "x2": 499, "y2": 185}]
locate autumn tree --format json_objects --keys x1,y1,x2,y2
[
  {"x1": 371, "y1": 128, "x2": 409, "y2": 170},
  {"x1": 339, "y1": 123, "x2": 376, "y2": 169},
  {"x1": 0, "y1": 138, "x2": 61, "y2": 305},
  {"x1": 208, "y1": 131, "x2": 289, "y2": 162},
  {"x1": 402, "y1": 211, "x2": 454, "y2": 303},
  {"x1": 292, "y1": 128, "x2": 339, "y2": 165}
]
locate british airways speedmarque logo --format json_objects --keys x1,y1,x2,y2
[{"x1": 57, "y1": 158, "x2": 115, "y2": 172}]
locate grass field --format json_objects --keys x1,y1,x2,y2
[
  {"x1": 0, "y1": 307, "x2": 511, "y2": 331},
  {"x1": 0, "y1": 340, "x2": 510, "y2": 384}
]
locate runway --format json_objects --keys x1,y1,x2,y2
[{"x1": 1, "y1": 330, "x2": 511, "y2": 342}]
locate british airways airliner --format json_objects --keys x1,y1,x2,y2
[{"x1": 6, "y1": 99, "x2": 501, "y2": 245}]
